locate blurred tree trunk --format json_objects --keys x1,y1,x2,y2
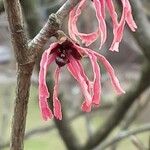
[{"x1": 20, "y1": 0, "x2": 41, "y2": 38}]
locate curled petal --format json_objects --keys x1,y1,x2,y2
[
  {"x1": 39, "y1": 98, "x2": 53, "y2": 121},
  {"x1": 93, "y1": 51, "x2": 125, "y2": 95},
  {"x1": 69, "y1": 0, "x2": 100, "y2": 46},
  {"x1": 39, "y1": 43, "x2": 57, "y2": 120},
  {"x1": 73, "y1": 59, "x2": 94, "y2": 112},
  {"x1": 68, "y1": 8, "x2": 78, "y2": 42},
  {"x1": 68, "y1": 0, "x2": 86, "y2": 42},
  {"x1": 93, "y1": 0, "x2": 107, "y2": 49},
  {"x1": 106, "y1": 0, "x2": 118, "y2": 28},
  {"x1": 125, "y1": 0, "x2": 137, "y2": 31},
  {"x1": 76, "y1": 60, "x2": 93, "y2": 93},
  {"x1": 39, "y1": 52, "x2": 49, "y2": 97},
  {"x1": 109, "y1": 0, "x2": 126, "y2": 52},
  {"x1": 108, "y1": 0, "x2": 137, "y2": 51},
  {"x1": 106, "y1": 0, "x2": 119, "y2": 51},
  {"x1": 53, "y1": 67, "x2": 62, "y2": 120},
  {"x1": 100, "y1": 0, "x2": 105, "y2": 18},
  {"x1": 81, "y1": 101, "x2": 92, "y2": 112},
  {"x1": 67, "y1": 56, "x2": 92, "y2": 107},
  {"x1": 68, "y1": 0, "x2": 136, "y2": 52},
  {"x1": 39, "y1": 53, "x2": 55, "y2": 120},
  {"x1": 76, "y1": 31, "x2": 99, "y2": 47},
  {"x1": 72, "y1": 44, "x2": 101, "y2": 105},
  {"x1": 73, "y1": 44, "x2": 124, "y2": 97},
  {"x1": 87, "y1": 51, "x2": 101, "y2": 106}
]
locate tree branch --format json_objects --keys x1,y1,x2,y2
[
  {"x1": 99, "y1": 124, "x2": 150, "y2": 149},
  {"x1": 29, "y1": 0, "x2": 81, "y2": 53},
  {"x1": 3, "y1": 0, "x2": 33, "y2": 65},
  {"x1": 20, "y1": 0, "x2": 41, "y2": 38},
  {"x1": 130, "y1": 136, "x2": 147, "y2": 150},
  {"x1": 120, "y1": 92, "x2": 150, "y2": 130},
  {"x1": 3, "y1": 0, "x2": 34, "y2": 150},
  {"x1": 131, "y1": 0, "x2": 150, "y2": 61},
  {"x1": 106, "y1": 89, "x2": 150, "y2": 150},
  {"x1": 82, "y1": 61, "x2": 150, "y2": 150}
]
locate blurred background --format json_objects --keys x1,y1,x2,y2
[{"x1": 0, "y1": 0, "x2": 150, "y2": 150}]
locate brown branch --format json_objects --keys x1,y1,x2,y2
[
  {"x1": 121, "y1": 92, "x2": 150, "y2": 130},
  {"x1": 106, "y1": 90, "x2": 150, "y2": 150},
  {"x1": 53, "y1": 114, "x2": 81, "y2": 150},
  {"x1": 28, "y1": 0, "x2": 81, "y2": 53},
  {"x1": 131, "y1": 0, "x2": 150, "y2": 61},
  {"x1": 99, "y1": 124, "x2": 150, "y2": 149},
  {"x1": 3, "y1": 0, "x2": 34, "y2": 150},
  {"x1": 3, "y1": 0, "x2": 33, "y2": 65},
  {"x1": 20, "y1": 0, "x2": 41, "y2": 38},
  {"x1": 130, "y1": 136, "x2": 147, "y2": 150},
  {"x1": 82, "y1": 61, "x2": 150, "y2": 150}
]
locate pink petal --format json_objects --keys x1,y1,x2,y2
[
  {"x1": 67, "y1": 56, "x2": 92, "y2": 108},
  {"x1": 39, "y1": 98, "x2": 53, "y2": 121},
  {"x1": 39, "y1": 53, "x2": 55, "y2": 120},
  {"x1": 106, "y1": 0, "x2": 119, "y2": 51},
  {"x1": 81, "y1": 101, "x2": 92, "y2": 112},
  {"x1": 125, "y1": 0, "x2": 137, "y2": 31},
  {"x1": 106, "y1": 0, "x2": 118, "y2": 27},
  {"x1": 74, "y1": 44, "x2": 125, "y2": 95},
  {"x1": 87, "y1": 50, "x2": 101, "y2": 106},
  {"x1": 76, "y1": 60, "x2": 93, "y2": 93},
  {"x1": 109, "y1": 0, "x2": 126, "y2": 51},
  {"x1": 93, "y1": 0, "x2": 107, "y2": 49},
  {"x1": 73, "y1": 59, "x2": 94, "y2": 112},
  {"x1": 100, "y1": 0, "x2": 106, "y2": 18},
  {"x1": 76, "y1": 60, "x2": 94, "y2": 112},
  {"x1": 68, "y1": 0, "x2": 86, "y2": 42},
  {"x1": 68, "y1": 7, "x2": 78, "y2": 42},
  {"x1": 39, "y1": 43, "x2": 57, "y2": 120},
  {"x1": 73, "y1": 44, "x2": 101, "y2": 105},
  {"x1": 53, "y1": 67, "x2": 62, "y2": 120},
  {"x1": 69, "y1": 0, "x2": 100, "y2": 46},
  {"x1": 108, "y1": 0, "x2": 137, "y2": 51},
  {"x1": 93, "y1": 51, "x2": 125, "y2": 95},
  {"x1": 77, "y1": 31, "x2": 100, "y2": 47}
]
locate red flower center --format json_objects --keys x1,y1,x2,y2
[{"x1": 51, "y1": 40, "x2": 82, "y2": 67}]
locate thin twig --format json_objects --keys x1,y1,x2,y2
[
  {"x1": 29, "y1": 0, "x2": 81, "y2": 53},
  {"x1": 110, "y1": 90, "x2": 150, "y2": 150},
  {"x1": 99, "y1": 124, "x2": 150, "y2": 149},
  {"x1": 130, "y1": 136, "x2": 147, "y2": 150}
]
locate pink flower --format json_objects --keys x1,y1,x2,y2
[
  {"x1": 68, "y1": 0, "x2": 137, "y2": 52},
  {"x1": 39, "y1": 37, "x2": 125, "y2": 120}
]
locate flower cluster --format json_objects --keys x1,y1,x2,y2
[
  {"x1": 39, "y1": 0, "x2": 136, "y2": 121},
  {"x1": 69, "y1": 0, "x2": 137, "y2": 51},
  {"x1": 39, "y1": 37, "x2": 125, "y2": 120}
]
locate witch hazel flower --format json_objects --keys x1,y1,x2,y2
[
  {"x1": 68, "y1": 0, "x2": 137, "y2": 52},
  {"x1": 39, "y1": 34, "x2": 125, "y2": 120}
]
